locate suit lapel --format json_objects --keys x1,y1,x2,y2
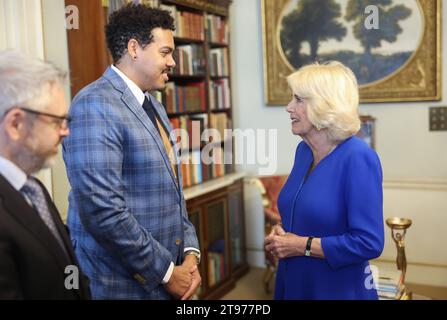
[
  {"x1": 37, "y1": 180, "x2": 83, "y2": 299},
  {"x1": 103, "y1": 67, "x2": 180, "y2": 193},
  {"x1": 121, "y1": 89, "x2": 162, "y2": 140},
  {"x1": 34, "y1": 179, "x2": 79, "y2": 265},
  {"x1": 0, "y1": 175, "x2": 73, "y2": 274}
]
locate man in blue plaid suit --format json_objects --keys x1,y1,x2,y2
[{"x1": 62, "y1": 4, "x2": 201, "y2": 299}]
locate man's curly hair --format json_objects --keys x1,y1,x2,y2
[{"x1": 106, "y1": 4, "x2": 175, "y2": 63}]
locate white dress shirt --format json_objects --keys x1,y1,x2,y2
[
  {"x1": 0, "y1": 156, "x2": 36, "y2": 208},
  {"x1": 111, "y1": 65, "x2": 145, "y2": 105},
  {"x1": 0, "y1": 156, "x2": 27, "y2": 191}
]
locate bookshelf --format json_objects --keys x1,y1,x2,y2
[
  {"x1": 161, "y1": 0, "x2": 234, "y2": 189},
  {"x1": 65, "y1": 0, "x2": 248, "y2": 299},
  {"x1": 184, "y1": 172, "x2": 247, "y2": 299}
]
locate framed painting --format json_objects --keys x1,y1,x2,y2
[
  {"x1": 356, "y1": 115, "x2": 376, "y2": 149},
  {"x1": 262, "y1": 0, "x2": 442, "y2": 105}
]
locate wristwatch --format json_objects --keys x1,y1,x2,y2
[
  {"x1": 185, "y1": 250, "x2": 201, "y2": 264},
  {"x1": 304, "y1": 237, "x2": 314, "y2": 257}
]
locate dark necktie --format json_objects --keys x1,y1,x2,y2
[
  {"x1": 142, "y1": 96, "x2": 160, "y2": 134},
  {"x1": 20, "y1": 177, "x2": 68, "y2": 257}
]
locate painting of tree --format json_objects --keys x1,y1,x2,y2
[
  {"x1": 346, "y1": 0, "x2": 411, "y2": 56},
  {"x1": 280, "y1": 0, "x2": 347, "y2": 67},
  {"x1": 345, "y1": 0, "x2": 412, "y2": 83},
  {"x1": 263, "y1": 0, "x2": 441, "y2": 104},
  {"x1": 278, "y1": 0, "x2": 418, "y2": 85}
]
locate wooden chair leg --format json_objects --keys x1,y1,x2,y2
[{"x1": 263, "y1": 265, "x2": 276, "y2": 294}]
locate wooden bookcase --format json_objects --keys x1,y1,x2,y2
[
  {"x1": 185, "y1": 175, "x2": 248, "y2": 299},
  {"x1": 65, "y1": 0, "x2": 248, "y2": 300}
]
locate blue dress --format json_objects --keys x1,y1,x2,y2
[{"x1": 274, "y1": 136, "x2": 384, "y2": 300}]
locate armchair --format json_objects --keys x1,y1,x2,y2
[{"x1": 259, "y1": 175, "x2": 288, "y2": 294}]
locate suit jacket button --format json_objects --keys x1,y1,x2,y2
[
  {"x1": 175, "y1": 239, "x2": 182, "y2": 245},
  {"x1": 134, "y1": 273, "x2": 146, "y2": 285}
]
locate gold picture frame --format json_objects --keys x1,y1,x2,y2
[
  {"x1": 262, "y1": 0, "x2": 442, "y2": 105},
  {"x1": 357, "y1": 115, "x2": 376, "y2": 150}
]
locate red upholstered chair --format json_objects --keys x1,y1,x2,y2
[{"x1": 259, "y1": 175, "x2": 288, "y2": 294}]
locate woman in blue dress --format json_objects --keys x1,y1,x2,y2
[{"x1": 265, "y1": 61, "x2": 384, "y2": 300}]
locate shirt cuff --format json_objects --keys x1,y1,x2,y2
[{"x1": 162, "y1": 262, "x2": 174, "y2": 284}]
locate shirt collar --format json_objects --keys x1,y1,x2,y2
[
  {"x1": 0, "y1": 156, "x2": 27, "y2": 191},
  {"x1": 111, "y1": 64, "x2": 146, "y2": 106}
]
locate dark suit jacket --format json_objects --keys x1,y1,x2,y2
[{"x1": 0, "y1": 175, "x2": 91, "y2": 299}]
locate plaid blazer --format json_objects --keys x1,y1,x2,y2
[{"x1": 62, "y1": 67, "x2": 199, "y2": 299}]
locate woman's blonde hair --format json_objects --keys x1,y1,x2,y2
[{"x1": 287, "y1": 61, "x2": 360, "y2": 142}]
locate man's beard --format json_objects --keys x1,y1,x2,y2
[{"x1": 15, "y1": 134, "x2": 58, "y2": 174}]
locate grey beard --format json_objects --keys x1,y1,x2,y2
[
  {"x1": 12, "y1": 135, "x2": 57, "y2": 174},
  {"x1": 14, "y1": 149, "x2": 44, "y2": 174}
]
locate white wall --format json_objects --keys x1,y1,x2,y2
[
  {"x1": 0, "y1": 0, "x2": 44, "y2": 57},
  {"x1": 41, "y1": 0, "x2": 71, "y2": 220},
  {"x1": 231, "y1": 0, "x2": 447, "y2": 287}
]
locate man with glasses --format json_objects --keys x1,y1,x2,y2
[{"x1": 0, "y1": 51, "x2": 90, "y2": 299}]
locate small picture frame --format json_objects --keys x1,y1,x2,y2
[{"x1": 356, "y1": 115, "x2": 376, "y2": 150}]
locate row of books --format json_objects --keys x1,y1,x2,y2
[
  {"x1": 373, "y1": 268, "x2": 405, "y2": 300},
  {"x1": 209, "y1": 79, "x2": 231, "y2": 110},
  {"x1": 209, "y1": 48, "x2": 230, "y2": 77},
  {"x1": 164, "y1": 82, "x2": 207, "y2": 114},
  {"x1": 208, "y1": 252, "x2": 226, "y2": 287},
  {"x1": 168, "y1": 114, "x2": 231, "y2": 187},
  {"x1": 169, "y1": 115, "x2": 208, "y2": 149},
  {"x1": 208, "y1": 238, "x2": 226, "y2": 287},
  {"x1": 172, "y1": 46, "x2": 230, "y2": 79},
  {"x1": 180, "y1": 148, "x2": 227, "y2": 188},
  {"x1": 173, "y1": 44, "x2": 206, "y2": 76},
  {"x1": 164, "y1": 79, "x2": 231, "y2": 113},
  {"x1": 160, "y1": 4, "x2": 205, "y2": 40},
  {"x1": 209, "y1": 113, "x2": 230, "y2": 143},
  {"x1": 168, "y1": 113, "x2": 231, "y2": 147},
  {"x1": 109, "y1": 2, "x2": 228, "y2": 44},
  {"x1": 105, "y1": 0, "x2": 159, "y2": 14},
  {"x1": 167, "y1": 113, "x2": 230, "y2": 143},
  {"x1": 206, "y1": 14, "x2": 229, "y2": 44}
]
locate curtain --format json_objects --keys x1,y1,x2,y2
[{"x1": 0, "y1": 0, "x2": 52, "y2": 194}]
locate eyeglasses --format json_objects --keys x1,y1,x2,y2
[{"x1": 18, "y1": 107, "x2": 71, "y2": 130}]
